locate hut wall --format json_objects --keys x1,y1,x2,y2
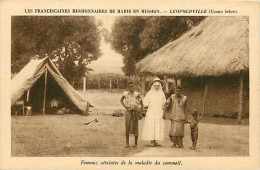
[
  {"x1": 206, "y1": 76, "x2": 239, "y2": 116},
  {"x1": 182, "y1": 75, "x2": 249, "y2": 117},
  {"x1": 182, "y1": 78, "x2": 204, "y2": 114},
  {"x1": 243, "y1": 74, "x2": 249, "y2": 117}
]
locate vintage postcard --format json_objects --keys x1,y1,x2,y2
[{"x1": 0, "y1": 0, "x2": 260, "y2": 170}]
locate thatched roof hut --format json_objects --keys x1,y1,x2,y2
[
  {"x1": 136, "y1": 17, "x2": 249, "y2": 123},
  {"x1": 136, "y1": 16, "x2": 249, "y2": 77}
]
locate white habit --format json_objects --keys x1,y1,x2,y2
[{"x1": 141, "y1": 81, "x2": 166, "y2": 141}]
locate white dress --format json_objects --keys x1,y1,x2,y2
[{"x1": 141, "y1": 85, "x2": 166, "y2": 141}]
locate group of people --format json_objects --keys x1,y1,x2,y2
[{"x1": 120, "y1": 77, "x2": 200, "y2": 150}]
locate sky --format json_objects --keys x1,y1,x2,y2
[
  {"x1": 88, "y1": 16, "x2": 124, "y2": 75},
  {"x1": 96, "y1": 16, "x2": 116, "y2": 31}
]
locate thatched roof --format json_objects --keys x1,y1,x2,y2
[{"x1": 136, "y1": 16, "x2": 249, "y2": 77}]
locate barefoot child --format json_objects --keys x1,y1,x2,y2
[
  {"x1": 120, "y1": 81, "x2": 143, "y2": 148},
  {"x1": 188, "y1": 109, "x2": 200, "y2": 150}
]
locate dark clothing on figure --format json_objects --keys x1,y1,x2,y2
[
  {"x1": 191, "y1": 126, "x2": 198, "y2": 148},
  {"x1": 169, "y1": 120, "x2": 185, "y2": 137},
  {"x1": 125, "y1": 110, "x2": 139, "y2": 136},
  {"x1": 122, "y1": 90, "x2": 142, "y2": 147},
  {"x1": 190, "y1": 118, "x2": 199, "y2": 148},
  {"x1": 166, "y1": 94, "x2": 187, "y2": 147}
]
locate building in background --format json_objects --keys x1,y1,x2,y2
[{"x1": 136, "y1": 16, "x2": 249, "y2": 122}]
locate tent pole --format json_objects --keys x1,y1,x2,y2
[
  {"x1": 202, "y1": 77, "x2": 208, "y2": 116},
  {"x1": 42, "y1": 68, "x2": 48, "y2": 115},
  {"x1": 238, "y1": 72, "x2": 244, "y2": 124}
]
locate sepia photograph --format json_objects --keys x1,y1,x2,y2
[{"x1": 10, "y1": 15, "x2": 249, "y2": 157}]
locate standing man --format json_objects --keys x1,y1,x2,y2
[
  {"x1": 166, "y1": 86, "x2": 187, "y2": 148},
  {"x1": 120, "y1": 81, "x2": 143, "y2": 148}
]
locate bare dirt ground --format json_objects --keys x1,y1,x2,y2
[{"x1": 11, "y1": 89, "x2": 249, "y2": 157}]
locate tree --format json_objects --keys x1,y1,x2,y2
[
  {"x1": 111, "y1": 17, "x2": 145, "y2": 76},
  {"x1": 50, "y1": 41, "x2": 94, "y2": 86},
  {"x1": 111, "y1": 16, "x2": 205, "y2": 76},
  {"x1": 11, "y1": 16, "x2": 101, "y2": 85}
]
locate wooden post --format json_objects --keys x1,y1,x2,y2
[
  {"x1": 165, "y1": 79, "x2": 169, "y2": 94},
  {"x1": 238, "y1": 72, "x2": 244, "y2": 124},
  {"x1": 202, "y1": 78, "x2": 209, "y2": 116},
  {"x1": 98, "y1": 79, "x2": 101, "y2": 89},
  {"x1": 109, "y1": 79, "x2": 112, "y2": 90},
  {"x1": 139, "y1": 75, "x2": 145, "y2": 95},
  {"x1": 22, "y1": 101, "x2": 25, "y2": 116},
  {"x1": 26, "y1": 89, "x2": 30, "y2": 102},
  {"x1": 173, "y1": 76, "x2": 177, "y2": 88},
  {"x1": 42, "y1": 69, "x2": 48, "y2": 115},
  {"x1": 83, "y1": 76, "x2": 87, "y2": 100},
  {"x1": 177, "y1": 79, "x2": 182, "y2": 87}
]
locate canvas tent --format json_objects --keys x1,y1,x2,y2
[
  {"x1": 136, "y1": 16, "x2": 249, "y2": 122},
  {"x1": 11, "y1": 56, "x2": 89, "y2": 114}
]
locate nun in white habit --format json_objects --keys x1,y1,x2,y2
[{"x1": 141, "y1": 77, "x2": 166, "y2": 146}]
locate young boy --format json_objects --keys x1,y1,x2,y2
[
  {"x1": 188, "y1": 109, "x2": 200, "y2": 150},
  {"x1": 120, "y1": 81, "x2": 143, "y2": 148}
]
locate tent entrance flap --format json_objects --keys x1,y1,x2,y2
[
  {"x1": 44, "y1": 70, "x2": 81, "y2": 113},
  {"x1": 29, "y1": 73, "x2": 45, "y2": 113},
  {"x1": 28, "y1": 70, "x2": 80, "y2": 114}
]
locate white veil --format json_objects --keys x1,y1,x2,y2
[{"x1": 144, "y1": 79, "x2": 166, "y2": 107}]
